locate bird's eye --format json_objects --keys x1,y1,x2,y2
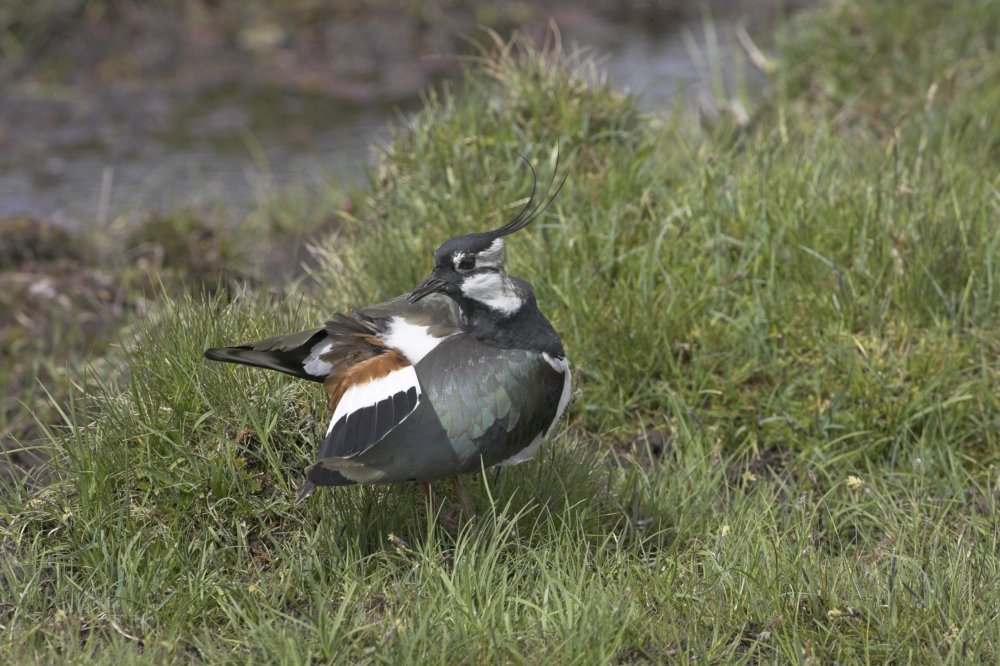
[{"x1": 457, "y1": 256, "x2": 476, "y2": 271}]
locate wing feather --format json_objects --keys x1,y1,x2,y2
[
  {"x1": 320, "y1": 352, "x2": 422, "y2": 462},
  {"x1": 307, "y1": 335, "x2": 567, "y2": 486}
]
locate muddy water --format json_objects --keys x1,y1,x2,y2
[
  {"x1": 0, "y1": 3, "x2": 800, "y2": 227},
  {"x1": 0, "y1": 90, "x2": 415, "y2": 224}
]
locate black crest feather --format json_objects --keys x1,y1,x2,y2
[{"x1": 487, "y1": 151, "x2": 567, "y2": 240}]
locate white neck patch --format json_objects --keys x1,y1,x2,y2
[{"x1": 460, "y1": 271, "x2": 523, "y2": 316}]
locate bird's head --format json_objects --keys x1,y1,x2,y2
[
  {"x1": 407, "y1": 157, "x2": 564, "y2": 317},
  {"x1": 407, "y1": 232, "x2": 515, "y2": 313}
]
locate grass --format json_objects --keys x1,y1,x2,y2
[
  {"x1": 0, "y1": 200, "x2": 337, "y2": 489},
  {"x1": 3, "y1": 0, "x2": 1000, "y2": 661}
]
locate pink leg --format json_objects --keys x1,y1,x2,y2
[{"x1": 451, "y1": 476, "x2": 475, "y2": 519}]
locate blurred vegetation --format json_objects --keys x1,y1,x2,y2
[
  {"x1": 1, "y1": 0, "x2": 999, "y2": 662},
  {"x1": 0, "y1": 200, "x2": 338, "y2": 486},
  {"x1": 0, "y1": 0, "x2": 729, "y2": 80},
  {"x1": 0, "y1": 0, "x2": 87, "y2": 54}
]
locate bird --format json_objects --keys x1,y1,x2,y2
[{"x1": 204, "y1": 161, "x2": 571, "y2": 509}]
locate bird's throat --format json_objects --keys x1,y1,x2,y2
[{"x1": 459, "y1": 272, "x2": 523, "y2": 317}]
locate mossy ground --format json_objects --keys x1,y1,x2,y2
[{"x1": 2, "y1": 0, "x2": 999, "y2": 662}]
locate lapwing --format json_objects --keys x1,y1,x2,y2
[{"x1": 204, "y1": 163, "x2": 571, "y2": 508}]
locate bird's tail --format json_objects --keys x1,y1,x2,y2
[
  {"x1": 203, "y1": 327, "x2": 329, "y2": 382},
  {"x1": 296, "y1": 480, "x2": 316, "y2": 504}
]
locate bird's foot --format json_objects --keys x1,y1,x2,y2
[
  {"x1": 420, "y1": 479, "x2": 476, "y2": 532},
  {"x1": 451, "y1": 476, "x2": 476, "y2": 522}
]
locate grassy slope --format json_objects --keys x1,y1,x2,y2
[{"x1": 3, "y1": 0, "x2": 999, "y2": 662}]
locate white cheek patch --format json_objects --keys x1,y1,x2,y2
[
  {"x1": 476, "y1": 239, "x2": 505, "y2": 268},
  {"x1": 381, "y1": 317, "x2": 451, "y2": 363},
  {"x1": 303, "y1": 341, "x2": 333, "y2": 377},
  {"x1": 461, "y1": 272, "x2": 523, "y2": 315}
]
